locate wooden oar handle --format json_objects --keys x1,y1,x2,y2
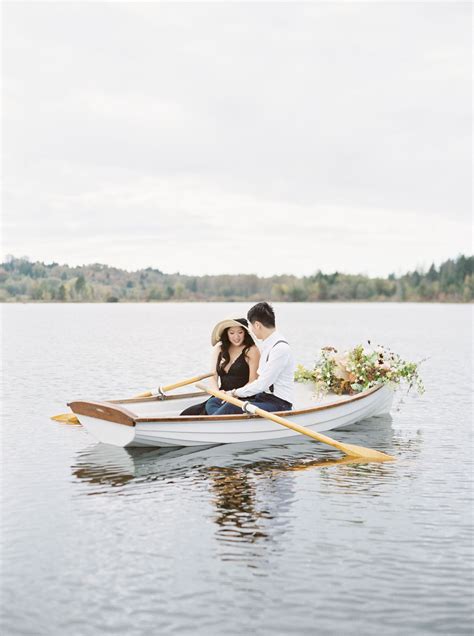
[
  {"x1": 195, "y1": 383, "x2": 252, "y2": 409},
  {"x1": 163, "y1": 372, "x2": 214, "y2": 393}
]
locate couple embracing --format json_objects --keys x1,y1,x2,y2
[{"x1": 181, "y1": 302, "x2": 295, "y2": 416}]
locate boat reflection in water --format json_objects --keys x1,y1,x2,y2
[
  {"x1": 70, "y1": 414, "x2": 415, "y2": 560},
  {"x1": 72, "y1": 413, "x2": 397, "y2": 487},
  {"x1": 72, "y1": 415, "x2": 409, "y2": 506},
  {"x1": 71, "y1": 412, "x2": 432, "y2": 569},
  {"x1": 71, "y1": 443, "x2": 216, "y2": 492}
]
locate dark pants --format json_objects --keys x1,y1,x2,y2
[
  {"x1": 180, "y1": 400, "x2": 208, "y2": 416},
  {"x1": 208, "y1": 392, "x2": 292, "y2": 416}
]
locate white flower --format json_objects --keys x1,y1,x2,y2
[{"x1": 333, "y1": 353, "x2": 350, "y2": 380}]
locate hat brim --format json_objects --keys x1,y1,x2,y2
[{"x1": 211, "y1": 319, "x2": 253, "y2": 346}]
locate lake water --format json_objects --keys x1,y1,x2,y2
[{"x1": 1, "y1": 303, "x2": 473, "y2": 635}]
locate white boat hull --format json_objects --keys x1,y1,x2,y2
[{"x1": 69, "y1": 384, "x2": 394, "y2": 448}]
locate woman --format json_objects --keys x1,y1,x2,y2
[{"x1": 180, "y1": 318, "x2": 260, "y2": 416}]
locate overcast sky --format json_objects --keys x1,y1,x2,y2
[{"x1": 2, "y1": 2, "x2": 472, "y2": 277}]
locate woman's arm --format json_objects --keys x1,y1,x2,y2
[
  {"x1": 208, "y1": 343, "x2": 221, "y2": 391},
  {"x1": 246, "y1": 345, "x2": 260, "y2": 383}
]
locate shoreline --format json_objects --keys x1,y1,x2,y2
[{"x1": 1, "y1": 299, "x2": 472, "y2": 305}]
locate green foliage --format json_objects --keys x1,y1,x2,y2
[
  {"x1": 295, "y1": 344, "x2": 425, "y2": 395},
  {"x1": 75, "y1": 275, "x2": 86, "y2": 294},
  {"x1": 58, "y1": 284, "x2": 67, "y2": 301},
  {"x1": 0, "y1": 255, "x2": 472, "y2": 303}
]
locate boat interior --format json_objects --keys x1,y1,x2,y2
[{"x1": 108, "y1": 382, "x2": 355, "y2": 419}]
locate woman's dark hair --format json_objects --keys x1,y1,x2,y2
[
  {"x1": 247, "y1": 302, "x2": 275, "y2": 328},
  {"x1": 217, "y1": 319, "x2": 254, "y2": 371}
]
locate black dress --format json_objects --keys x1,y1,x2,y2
[
  {"x1": 217, "y1": 351, "x2": 250, "y2": 391},
  {"x1": 180, "y1": 351, "x2": 250, "y2": 415}
]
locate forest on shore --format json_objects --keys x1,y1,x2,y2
[{"x1": 0, "y1": 254, "x2": 472, "y2": 303}]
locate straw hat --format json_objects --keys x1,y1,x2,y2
[{"x1": 211, "y1": 318, "x2": 252, "y2": 346}]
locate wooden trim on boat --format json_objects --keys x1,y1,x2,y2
[
  {"x1": 68, "y1": 401, "x2": 137, "y2": 427},
  {"x1": 133, "y1": 385, "x2": 383, "y2": 423}
]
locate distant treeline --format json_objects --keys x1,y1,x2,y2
[{"x1": 0, "y1": 255, "x2": 472, "y2": 303}]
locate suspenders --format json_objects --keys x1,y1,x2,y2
[{"x1": 266, "y1": 339, "x2": 289, "y2": 393}]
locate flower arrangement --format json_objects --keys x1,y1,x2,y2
[{"x1": 294, "y1": 342, "x2": 425, "y2": 396}]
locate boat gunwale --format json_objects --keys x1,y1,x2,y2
[
  {"x1": 133, "y1": 384, "x2": 383, "y2": 423},
  {"x1": 68, "y1": 385, "x2": 384, "y2": 427}
]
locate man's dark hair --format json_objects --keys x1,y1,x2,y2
[{"x1": 247, "y1": 302, "x2": 276, "y2": 328}]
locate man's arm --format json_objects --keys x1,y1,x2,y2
[{"x1": 234, "y1": 346, "x2": 290, "y2": 398}]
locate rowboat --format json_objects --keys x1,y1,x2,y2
[{"x1": 68, "y1": 382, "x2": 394, "y2": 448}]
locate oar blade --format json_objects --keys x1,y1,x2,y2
[
  {"x1": 339, "y1": 443, "x2": 394, "y2": 462},
  {"x1": 51, "y1": 413, "x2": 80, "y2": 424}
]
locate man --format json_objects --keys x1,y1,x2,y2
[{"x1": 210, "y1": 301, "x2": 295, "y2": 415}]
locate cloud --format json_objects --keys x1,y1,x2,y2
[
  {"x1": 3, "y1": 174, "x2": 469, "y2": 276},
  {"x1": 2, "y1": 2, "x2": 471, "y2": 276}
]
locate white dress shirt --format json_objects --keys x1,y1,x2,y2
[{"x1": 234, "y1": 330, "x2": 295, "y2": 404}]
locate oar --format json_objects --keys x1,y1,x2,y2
[
  {"x1": 132, "y1": 371, "x2": 214, "y2": 398},
  {"x1": 50, "y1": 413, "x2": 82, "y2": 424},
  {"x1": 196, "y1": 384, "x2": 394, "y2": 462},
  {"x1": 51, "y1": 371, "x2": 214, "y2": 424}
]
